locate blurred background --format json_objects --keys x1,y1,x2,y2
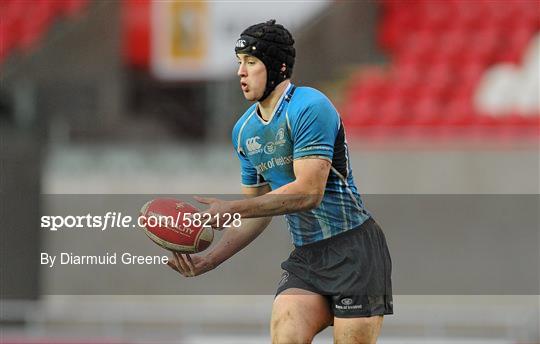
[{"x1": 1, "y1": 0, "x2": 539, "y2": 343}]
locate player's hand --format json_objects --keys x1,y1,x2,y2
[
  {"x1": 194, "y1": 196, "x2": 232, "y2": 230},
  {"x1": 167, "y1": 252, "x2": 214, "y2": 277}
]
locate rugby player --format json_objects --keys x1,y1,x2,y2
[{"x1": 169, "y1": 20, "x2": 393, "y2": 343}]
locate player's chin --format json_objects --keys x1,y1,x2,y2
[{"x1": 243, "y1": 92, "x2": 258, "y2": 102}]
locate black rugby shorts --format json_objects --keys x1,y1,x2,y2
[{"x1": 276, "y1": 217, "x2": 393, "y2": 318}]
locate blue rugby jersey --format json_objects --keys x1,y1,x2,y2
[{"x1": 232, "y1": 83, "x2": 370, "y2": 246}]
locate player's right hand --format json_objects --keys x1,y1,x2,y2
[{"x1": 167, "y1": 252, "x2": 214, "y2": 277}]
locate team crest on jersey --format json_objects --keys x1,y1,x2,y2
[{"x1": 275, "y1": 128, "x2": 285, "y2": 143}]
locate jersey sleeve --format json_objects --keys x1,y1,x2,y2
[
  {"x1": 235, "y1": 149, "x2": 268, "y2": 187},
  {"x1": 290, "y1": 96, "x2": 340, "y2": 161},
  {"x1": 232, "y1": 120, "x2": 268, "y2": 188}
]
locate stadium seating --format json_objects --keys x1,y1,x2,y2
[
  {"x1": 342, "y1": 0, "x2": 540, "y2": 133},
  {"x1": 0, "y1": 0, "x2": 88, "y2": 65}
]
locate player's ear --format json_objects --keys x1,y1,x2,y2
[{"x1": 280, "y1": 63, "x2": 286, "y2": 73}]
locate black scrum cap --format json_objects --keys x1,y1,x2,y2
[{"x1": 235, "y1": 19, "x2": 295, "y2": 102}]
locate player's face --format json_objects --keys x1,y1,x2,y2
[{"x1": 236, "y1": 54, "x2": 267, "y2": 101}]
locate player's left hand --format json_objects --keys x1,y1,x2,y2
[
  {"x1": 167, "y1": 252, "x2": 214, "y2": 277},
  {"x1": 194, "y1": 196, "x2": 232, "y2": 230}
]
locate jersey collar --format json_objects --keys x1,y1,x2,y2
[{"x1": 256, "y1": 83, "x2": 294, "y2": 125}]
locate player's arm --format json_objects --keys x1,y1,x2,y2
[
  {"x1": 205, "y1": 184, "x2": 272, "y2": 267},
  {"x1": 168, "y1": 184, "x2": 272, "y2": 277},
  {"x1": 231, "y1": 157, "x2": 330, "y2": 216},
  {"x1": 195, "y1": 157, "x2": 331, "y2": 224}
]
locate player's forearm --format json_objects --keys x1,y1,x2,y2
[
  {"x1": 206, "y1": 217, "x2": 272, "y2": 268},
  {"x1": 229, "y1": 181, "x2": 322, "y2": 218}
]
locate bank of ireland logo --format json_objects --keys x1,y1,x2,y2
[
  {"x1": 341, "y1": 298, "x2": 354, "y2": 306},
  {"x1": 246, "y1": 136, "x2": 262, "y2": 155}
]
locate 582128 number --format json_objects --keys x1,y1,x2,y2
[{"x1": 182, "y1": 212, "x2": 242, "y2": 228}]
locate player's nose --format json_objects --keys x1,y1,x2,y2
[{"x1": 237, "y1": 63, "x2": 247, "y2": 77}]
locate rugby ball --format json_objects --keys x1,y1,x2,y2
[{"x1": 139, "y1": 198, "x2": 213, "y2": 253}]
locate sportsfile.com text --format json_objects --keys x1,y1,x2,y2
[{"x1": 40, "y1": 212, "x2": 242, "y2": 231}]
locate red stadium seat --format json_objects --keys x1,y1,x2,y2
[
  {"x1": 458, "y1": 29, "x2": 499, "y2": 66},
  {"x1": 422, "y1": 63, "x2": 455, "y2": 101},
  {"x1": 390, "y1": 63, "x2": 422, "y2": 100},
  {"x1": 378, "y1": 7, "x2": 419, "y2": 52},
  {"x1": 442, "y1": 98, "x2": 476, "y2": 126},
  {"x1": 395, "y1": 30, "x2": 434, "y2": 60},
  {"x1": 429, "y1": 29, "x2": 467, "y2": 66},
  {"x1": 496, "y1": 26, "x2": 536, "y2": 64},
  {"x1": 410, "y1": 97, "x2": 443, "y2": 126},
  {"x1": 419, "y1": 1, "x2": 454, "y2": 32},
  {"x1": 376, "y1": 96, "x2": 408, "y2": 126},
  {"x1": 348, "y1": 68, "x2": 389, "y2": 101},
  {"x1": 450, "y1": 62, "x2": 485, "y2": 102},
  {"x1": 343, "y1": 98, "x2": 378, "y2": 127},
  {"x1": 452, "y1": 0, "x2": 486, "y2": 29}
]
